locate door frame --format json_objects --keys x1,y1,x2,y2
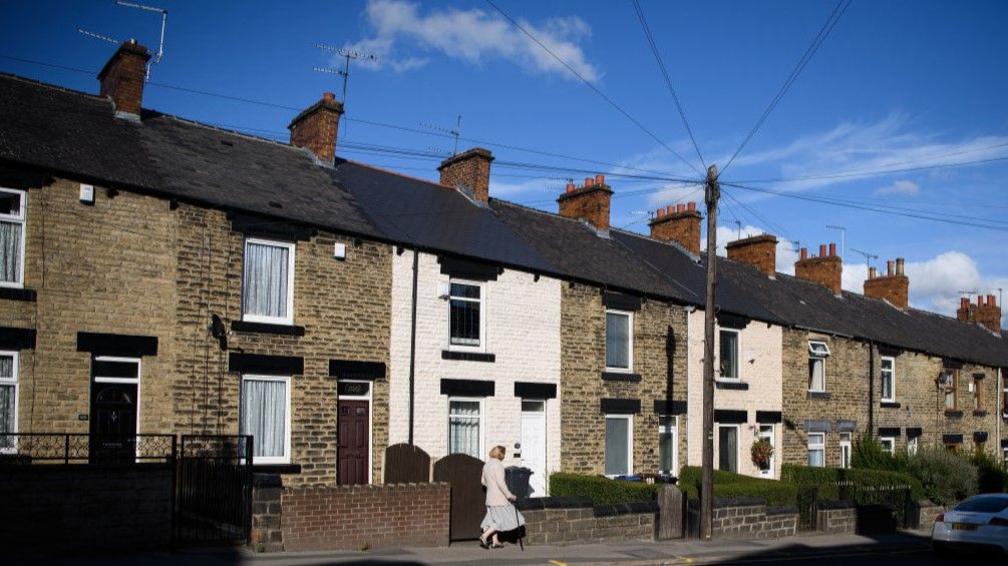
[
  {"x1": 91, "y1": 355, "x2": 142, "y2": 437},
  {"x1": 337, "y1": 379, "x2": 373, "y2": 484},
  {"x1": 520, "y1": 398, "x2": 548, "y2": 496},
  {"x1": 757, "y1": 423, "x2": 774, "y2": 477},
  {"x1": 716, "y1": 423, "x2": 740, "y2": 473},
  {"x1": 658, "y1": 414, "x2": 678, "y2": 475}
]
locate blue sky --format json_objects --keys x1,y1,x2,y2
[{"x1": 2, "y1": 0, "x2": 1006, "y2": 322}]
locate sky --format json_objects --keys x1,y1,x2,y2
[{"x1": 1, "y1": 0, "x2": 1006, "y2": 324}]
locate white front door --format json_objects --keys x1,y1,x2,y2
[{"x1": 520, "y1": 400, "x2": 547, "y2": 497}]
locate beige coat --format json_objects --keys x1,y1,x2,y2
[{"x1": 481, "y1": 458, "x2": 515, "y2": 507}]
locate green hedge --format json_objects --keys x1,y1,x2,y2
[
  {"x1": 781, "y1": 464, "x2": 925, "y2": 502},
  {"x1": 677, "y1": 466, "x2": 797, "y2": 507},
  {"x1": 548, "y1": 473, "x2": 658, "y2": 506}
]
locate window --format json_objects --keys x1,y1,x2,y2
[
  {"x1": 941, "y1": 369, "x2": 957, "y2": 410},
  {"x1": 1003, "y1": 447, "x2": 1008, "y2": 468},
  {"x1": 604, "y1": 414, "x2": 632, "y2": 477},
  {"x1": 807, "y1": 432, "x2": 825, "y2": 467},
  {"x1": 880, "y1": 356, "x2": 895, "y2": 402},
  {"x1": 907, "y1": 436, "x2": 919, "y2": 456},
  {"x1": 808, "y1": 341, "x2": 828, "y2": 392},
  {"x1": 719, "y1": 329, "x2": 740, "y2": 380},
  {"x1": 448, "y1": 280, "x2": 483, "y2": 349},
  {"x1": 973, "y1": 375, "x2": 984, "y2": 412},
  {"x1": 880, "y1": 437, "x2": 896, "y2": 456},
  {"x1": 448, "y1": 399, "x2": 481, "y2": 458},
  {"x1": 838, "y1": 432, "x2": 851, "y2": 469},
  {"x1": 757, "y1": 425, "x2": 774, "y2": 476},
  {"x1": 0, "y1": 351, "x2": 17, "y2": 451},
  {"x1": 1003, "y1": 381, "x2": 1008, "y2": 419},
  {"x1": 0, "y1": 188, "x2": 26, "y2": 287},
  {"x1": 240, "y1": 375, "x2": 291, "y2": 464},
  {"x1": 242, "y1": 238, "x2": 295, "y2": 324},
  {"x1": 605, "y1": 310, "x2": 632, "y2": 371},
  {"x1": 658, "y1": 416, "x2": 678, "y2": 475},
  {"x1": 717, "y1": 424, "x2": 739, "y2": 473}
]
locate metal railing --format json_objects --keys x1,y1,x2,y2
[{"x1": 0, "y1": 433, "x2": 176, "y2": 465}]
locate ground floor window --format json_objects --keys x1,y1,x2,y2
[
  {"x1": 907, "y1": 436, "x2": 919, "y2": 456},
  {"x1": 658, "y1": 416, "x2": 678, "y2": 475},
  {"x1": 808, "y1": 432, "x2": 825, "y2": 467},
  {"x1": 838, "y1": 432, "x2": 852, "y2": 469},
  {"x1": 0, "y1": 351, "x2": 17, "y2": 450},
  {"x1": 756, "y1": 424, "x2": 774, "y2": 476},
  {"x1": 448, "y1": 399, "x2": 481, "y2": 458},
  {"x1": 1003, "y1": 447, "x2": 1008, "y2": 468},
  {"x1": 240, "y1": 375, "x2": 291, "y2": 464},
  {"x1": 880, "y1": 436, "x2": 896, "y2": 456},
  {"x1": 717, "y1": 424, "x2": 739, "y2": 473},
  {"x1": 605, "y1": 414, "x2": 632, "y2": 477}
]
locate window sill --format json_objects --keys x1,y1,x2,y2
[
  {"x1": 441, "y1": 350, "x2": 496, "y2": 363},
  {"x1": 715, "y1": 380, "x2": 749, "y2": 390},
  {"x1": 807, "y1": 391, "x2": 831, "y2": 400},
  {"x1": 0, "y1": 286, "x2": 36, "y2": 302},
  {"x1": 972, "y1": 410, "x2": 988, "y2": 417},
  {"x1": 601, "y1": 371, "x2": 641, "y2": 382},
  {"x1": 880, "y1": 401, "x2": 901, "y2": 409},
  {"x1": 252, "y1": 463, "x2": 301, "y2": 474},
  {"x1": 944, "y1": 409, "x2": 964, "y2": 418},
  {"x1": 231, "y1": 320, "x2": 305, "y2": 336}
]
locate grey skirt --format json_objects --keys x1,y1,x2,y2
[{"x1": 481, "y1": 504, "x2": 526, "y2": 531}]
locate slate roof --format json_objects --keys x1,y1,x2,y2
[{"x1": 0, "y1": 71, "x2": 1004, "y2": 367}]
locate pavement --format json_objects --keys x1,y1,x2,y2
[{"x1": 20, "y1": 529, "x2": 1007, "y2": 565}]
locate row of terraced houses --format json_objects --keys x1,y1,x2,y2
[{"x1": 1, "y1": 42, "x2": 1006, "y2": 495}]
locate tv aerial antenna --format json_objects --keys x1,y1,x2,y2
[
  {"x1": 850, "y1": 247, "x2": 878, "y2": 271},
  {"x1": 732, "y1": 219, "x2": 743, "y2": 239},
  {"x1": 420, "y1": 115, "x2": 462, "y2": 156},
  {"x1": 313, "y1": 43, "x2": 379, "y2": 109},
  {"x1": 78, "y1": 1, "x2": 168, "y2": 80}
]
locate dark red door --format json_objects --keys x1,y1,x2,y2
[{"x1": 338, "y1": 400, "x2": 369, "y2": 485}]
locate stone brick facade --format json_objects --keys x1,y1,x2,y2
[
  {"x1": 711, "y1": 500, "x2": 798, "y2": 539},
  {"x1": 518, "y1": 498, "x2": 657, "y2": 544},
  {"x1": 560, "y1": 282, "x2": 689, "y2": 476}
]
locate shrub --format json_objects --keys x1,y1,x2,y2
[
  {"x1": 905, "y1": 446, "x2": 978, "y2": 506},
  {"x1": 851, "y1": 433, "x2": 904, "y2": 472},
  {"x1": 781, "y1": 464, "x2": 924, "y2": 502},
  {"x1": 970, "y1": 449, "x2": 1008, "y2": 494},
  {"x1": 677, "y1": 466, "x2": 797, "y2": 507},
  {"x1": 548, "y1": 473, "x2": 658, "y2": 506}
]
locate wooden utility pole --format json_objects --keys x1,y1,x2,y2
[{"x1": 700, "y1": 164, "x2": 719, "y2": 540}]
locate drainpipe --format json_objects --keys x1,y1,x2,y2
[
  {"x1": 998, "y1": 367, "x2": 1003, "y2": 454},
  {"x1": 868, "y1": 342, "x2": 875, "y2": 436},
  {"x1": 408, "y1": 249, "x2": 419, "y2": 445}
]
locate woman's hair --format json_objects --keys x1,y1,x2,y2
[{"x1": 488, "y1": 445, "x2": 506, "y2": 460}]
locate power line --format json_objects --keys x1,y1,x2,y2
[
  {"x1": 631, "y1": 0, "x2": 705, "y2": 170},
  {"x1": 733, "y1": 155, "x2": 1008, "y2": 185},
  {"x1": 721, "y1": 0, "x2": 852, "y2": 175},
  {"x1": 483, "y1": 0, "x2": 703, "y2": 176},
  {"x1": 721, "y1": 188, "x2": 791, "y2": 241}
]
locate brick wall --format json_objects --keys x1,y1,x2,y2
[
  {"x1": 711, "y1": 500, "x2": 798, "y2": 539},
  {"x1": 517, "y1": 497, "x2": 656, "y2": 544},
  {"x1": 560, "y1": 282, "x2": 689, "y2": 476},
  {"x1": 277, "y1": 482, "x2": 450, "y2": 551},
  {"x1": 815, "y1": 501, "x2": 856, "y2": 534},
  {"x1": 0, "y1": 463, "x2": 172, "y2": 555}
]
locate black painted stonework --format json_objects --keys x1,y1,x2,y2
[
  {"x1": 601, "y1": 371, "x2": 641, "y2": 382},
  {"x1": 715, "y1": 380, "x2": 749, "y2": 390},
  {"x1": 0, "y1": 327, "x2": 35, "y2": 349},
  {"x1": 600, "y1": 398, "x2": 641, "y2": 414},
  {"x1": 0, "y1": 287, "x2": 36, "y2": 302},
  {"x1": 228, "y1": 353, "x2": 303, "y2": 375},
  {"x1": 77, "y1": 332, "x2": 158, "y2": 357},
  {"x1": 440, "y1": 378, "x2": 494, "y2": 397},
  {"x1": 441, "y1": 350, "x2": 496, "y2": 362},
  {"x1": 231, "y1": 320, "x2": 305, "y2": 336},
  {"x1": 514, "y1": 382, "x2": 557, "y2": 399},
  {"x1": 329, "y1": 359, "x2": 386, "y2": 380}
]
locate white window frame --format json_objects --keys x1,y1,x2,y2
[
  {"x1": 717, "y1": 328, "x2": 742, "y2": 381},
  {"x1": 757, "y1": 424, "x2": 774, "y2": 477},
  {"x1": 1003, "y1": 447, "x2": 1008, "y2": 468},
  {"x1": 716, "y1": 423, "x2": 740, "y2": 473},
  {"x1": 0, "y1": 187, "x2": 27, "y2": 289},
  {"x1": 604, "y1": 309, "x2": 634, "y2": 373},
  {"x1": 838, "y1": 432, "x2": 852, "y2": 469},
  {"x1": 446, "y1": 278, "x2": 486, "y2": 352},
  {"x1": 447, "y1": 397, "x2": 484, "y2": 459},
  {"x1": 907, "y1": 436, "x2": 919, "y2": 456},
  {"x1": 880, "y1": 356, "x2": 896, "y2": 403},
  {"x1": 658, "y1": 415, "x2": 678, "y2": 475},
  {"x1": 808, "y1": 341, "x2": 828, "y2": 393},
  {"x1": 92, "y1": 355, "x2": 141, "y2": 437},
  {"x1": 604, "y1": 413, "x2": 633, "y2": 478},
  {"x1": 241, "y1": 238, "x2": 296, "y2": 325},
  {"x1": 808, "y1": 432, "x2": 825, "y2": 467},
  {"x1": 240, "y1": 374, "x2": 292, "y2": 465},
  {"x1": 880, "y1": 436, "x2": 896, "y2": 456},
  {"x1": 0, "y1": 350, "x2": 19, "y2": 453},
  {"x1": 337, "y1": 379, "x2": 373, "y2": 484}
]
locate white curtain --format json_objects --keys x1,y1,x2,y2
[
  {"x1": 605, "y1": 417, "x2": 629, "y2": 476},
  {"x1": 809, "y1": 359, "x2": 825, "y2": 390},
  {"x1": 241, "y1": 379, "x2": 286, "y2": 458},
  {"x1": 606, "y1": 313, "x2": 630, "y2": 369},
  {"x1": 243, "y1": 242, "x2": 289, "y2": 318},
  {"x1": 808, "y1": 447, "x2": 824, "y2": 467},
  {"x1": 449, "y1": 401, "x2": 480, "y2": 457},
  {"x1": 0, "y1": 355, "x2": 14, "y2": 448},
  {"x1": 0, "y1": 221, "x2": 20, "y2": 284}
]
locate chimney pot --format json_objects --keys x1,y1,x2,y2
[
  {"x1": 676, "y1": 203, "x2": 686, "y2": 213},
  {"x1": 649, "y1": 198, "x2": 701, "y2": 253},
  {"x1": 584, "y1": 177, "x2": 594, "y2": 188},
  {"x1": 818, "y1": 244, "x2": 827, "y2": 257},
  {"x1": 566, "y1": 182, "x2": 575, "y2": 193},
  {"x1": 896, "y1": 257, "x2": 905, "y2": 275},
  {"x1": 797, "y1": 243, "x2": 843, "y2": 295},
  {"x1": 438, "y1": 147, "x2": 495, "y2": 202},
  {"x1": 829, "y1": 242, "x2": 837, "y2": 257},
  {"x1": 886, "y1": 260, "x2": 895, "y2": 277},
  {"x1": 687, "y1": 201, "x2": 697, "y2": 212},
  {"x1": 868, "y1": 266, "x2": 877, "y2": 279},
  {"x1": 800, "y1": 247, "x2": 808, "y2": 260},
  {"x1": 987, "y1": 294, "x2": 996, "y2": 306},
  {"x1": 595, "y1": 174, "x2": 605, "y2": 186},
  {"x1": 665, "y1": 205, "x2": 674, "y2": 216},
  {"x1": 961, "y1": 297, "x2": 970, "y2": 309},
  {"x1": 558, "y1": 173, "x2": 613, "y2": 231},
  {"x1": 97, "y1": 40, "x2": 151, "y2": 117},
  {"x1": 978, "y1": 294, "x2": 985, "y2": 307},
  {"x1": 323, "y1": 92, "x2": 335, "y2": 101}
]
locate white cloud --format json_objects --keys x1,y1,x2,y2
[
  {"x1": 873, "y1": 179, "x2": 919, "y2": 197},
  {"x1": 343, "y1": 0, "x2": 600, "y2": 81}
]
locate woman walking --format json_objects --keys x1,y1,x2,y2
[{"x1": 479, "y1": 445, "x2": 525, "y2": 549}]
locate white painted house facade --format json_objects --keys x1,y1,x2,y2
[{"x1": 388, "y1": 250, "x2": 562, "y2": 496}]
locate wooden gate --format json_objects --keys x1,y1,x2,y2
[
  {"x1": 384, "y1": 443, "x2": 431, "y2": 484},
  {"x1": 433, "y1": 453, "x2": 485, "y2": 541}
]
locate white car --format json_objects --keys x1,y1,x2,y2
[{"x1": 931, "y1": 493, "x2": 1008, "y2": 557}]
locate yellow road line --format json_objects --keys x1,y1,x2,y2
[{"x1": 548, "y1": 560, "x2": 567, "y2": 566}]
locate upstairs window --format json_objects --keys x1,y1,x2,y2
[
  {"x1": 808, "y1": 341, "x2": 829, "y2": 392},
  {"x1": 448, "y1": 281, "x2": 483, "y2": 349},
  {"x1": 605, "y1": 310, "x2": 633, "y2": 371},
  {"x1": 719, "y1": 329, "x2": 740, "y2": 380},
  {"x1": 941, "y1": 369, "x2": 957, "y2": 410},
  {"x1": 880, "y1": 356, "x2": 895, "y2": 402},
  {"x1": 973, "y1": 374, "x2": 985, "y2": 412},
  {"x1": 0, "y1": 188, "x2": 26, "y2": 287},
  {"x1": 242, "y1": 238, "x2": 295, "y2": 325}
]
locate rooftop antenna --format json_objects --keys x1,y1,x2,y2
[
  {"x1": 115, "y1": 1, "x2": 168, "y2": 79},
  {"x1": 733, "y1": 219, "x2": 742, "y2": 239},
  {"x1": 850, "y1": 247, "x2": 878, "y2": 272},
  {"x1": 314, "y1": 42, "x2": 379, "y2": 110},
  {"x1": 826, "y1": 224, "x2": 846, "y2": 259},
  {"x1": 420, "y1": 115, "x2": 462, "y2": 156},
  {"x1": 78, "y1": 28, "x2": 121, "y2": 45}
]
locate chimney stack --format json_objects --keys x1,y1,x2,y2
[
  {"x1": 863, "y1": 256, "x2": 909, "y2": 309},
  {"x1": 557, "y1": 174, "x2": 613, "y2": 232},
  {"x1": 726, "y1": 234, "x2": 778, "y2": 277},
  {"x1": 97, "y1": 39, "x2": 151, "y2": 118},
  {"x1": 794, "y1": 242, "x2": 843, "y2": 295},
  {"x1": 289, "y1": 92, "x2": 344, "y2": 165},
  {"x1": 649, "y1": 201, "x2": 701, "y2": 254},
  {"x1": 958, "y1": 294, "x2": 1002, "y2": 333},
  {"x1": 439, "y1": 147, "x2": 494, "y2": 203}
]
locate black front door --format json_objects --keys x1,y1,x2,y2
[{"x1": 89, "y1": 381, "x2": 138, "y2": 463}]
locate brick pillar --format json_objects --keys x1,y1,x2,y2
[
  {"x1": 726, "y1": 234, "x2": 778, "y2": 276},
  {"x1": 249, "y1": 474, "x2": 284, "y2": 552},
  {"x1": 794, "y1": 243, "x2": 843, "y2": 296},
  {"x1": 863, "y1": 257, "x2": 909, "y2": 309},
  {"x1": 649, "y1": 202, "x2": 701, "y2": 255},
  {"x1": 557, "y1": 175, "x2": 613, "y2": 232},
  {"x1": 288, "y1": 92, "x2": 344, "y2": 165},
  {"x1": 97, "y1": 40, "x2": 151, "y2": 117},
  {"x1": 438, "y1": 147, "x2": 494, "y2": 202}
]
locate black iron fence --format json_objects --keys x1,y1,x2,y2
[
  {"x1": 0, "y1": 432, "x2": 176, "y2": 464},
  {"x1": 175, "y1": 435, "x2": 254, "y2": 545},
  {"x1": 797, "y1": 480, "x2": 914, "y2": 532}
]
